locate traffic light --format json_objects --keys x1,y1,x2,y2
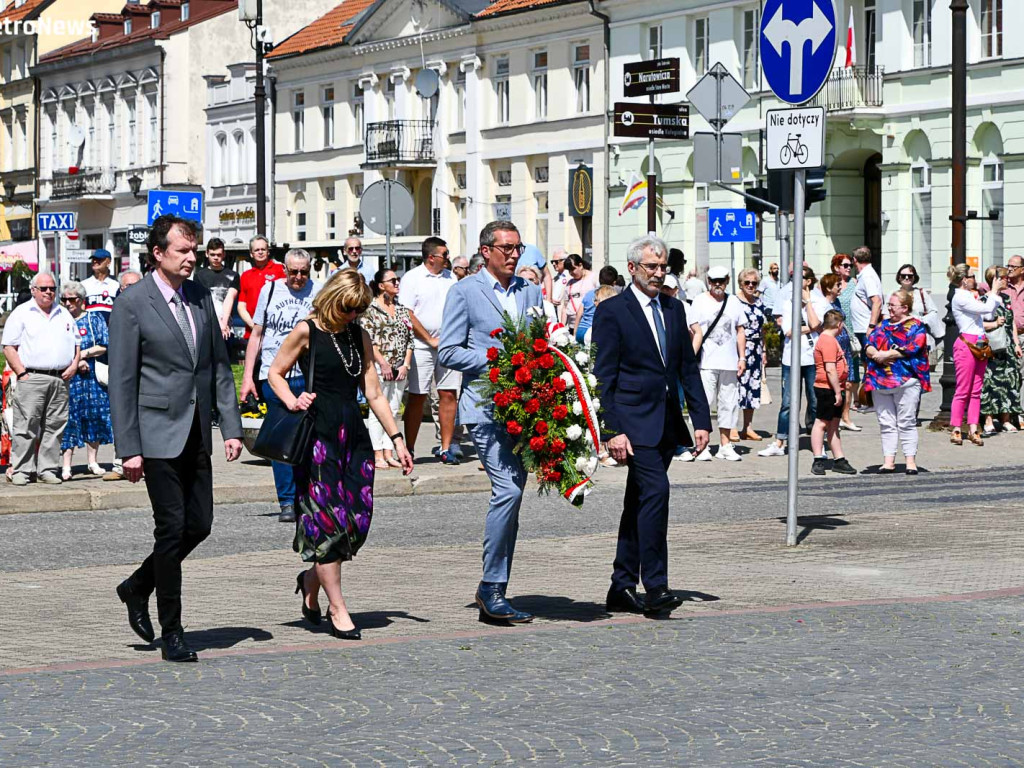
[
  {"x1": 745, "y1": 186, "x2": 773, "y2": 216},
  {"x1": 805, "y1": 167, "x2": 827, "y2": 210}
]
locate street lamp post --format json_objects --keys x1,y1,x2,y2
[
  {"x1": 241, "y1": 0, "x2": 270, "y2": 239},
  {"x1": 937, "y1": 0, "x2": 969, "y2": 421}
]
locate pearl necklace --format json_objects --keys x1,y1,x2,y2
[{"x1": 329, "y1": 326, "x2": 363, "y2": 377}]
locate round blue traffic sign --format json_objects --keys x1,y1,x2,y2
[{"x1": 759, "y1": 0, "x2": 838, "y2": 105}]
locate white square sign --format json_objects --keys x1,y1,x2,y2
[{"x1": 765, "y1": 106, "x2": 825, "y2": 171}]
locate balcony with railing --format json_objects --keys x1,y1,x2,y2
[
  {"x1": 363, "y1": 120, "x2": 437, "y2": 168},
  {"x1": 50, "y1": 168, "x2": 115, "y2": 200},
  {"x1": 811, "y1": 67, "x2": 884, "y2": 113}
]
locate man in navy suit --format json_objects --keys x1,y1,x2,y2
[
  {"x1": 592, "y1": 235, "x2": 711, "y2": 616},
  {"x1": 439, "y1": 221, "x2": 544, "y2": 624}
]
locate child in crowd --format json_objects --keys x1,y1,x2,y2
[{"x1": 812, "y1": 309, "x2": 858, "y2": 475}]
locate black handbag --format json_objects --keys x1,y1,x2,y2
[{"x1": 251, "y1": 323, "x2": 317, "y2": 465}]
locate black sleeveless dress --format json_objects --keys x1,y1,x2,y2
[{"x1": 293, "y1": 320, "x2": 375, "y2": 564}]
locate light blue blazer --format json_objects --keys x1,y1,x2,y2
[{"x1": 438, "y1": 270, "x2": 544, "y2": 426}]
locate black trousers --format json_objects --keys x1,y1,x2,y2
[
  {"x1": 128, "y1": 410, "x2": 213, "y2": 637},
  {"x1": 612, "y1": 411, "x2": 677, "y2": 593}
]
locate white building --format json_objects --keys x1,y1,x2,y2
[
  {"x1": 267, "y1": 0, "x2": 608, "y2": 270},
  {"x1": 604, "y1": 0, "x2": 1024, "y2": 292}
]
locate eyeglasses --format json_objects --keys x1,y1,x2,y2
[
  {"x1": 1008, "y1": 265, "x2": 1023, "y2": 271},
  {"x1": 741, "y1": 280, "x2": 758, "y2": 287},
  {"x1": 34, "y1": 286, "x2": 56, "y2": 293},
  {"x1": 346, "y1": 246, "x2": 363, "y2": 253},
  {"x1": 486, "y1": 243, "x2": 526, "y2": 257},
  {"x1": 60, "y1": 296, "x2": 78, "y2": 303},
  {"x1": 287, "y1": 268, "x2": 310, "y2": 276},
  {"x1": 898, "y1": 273, "x2": 915, "y2": 280},
  {"x1": 638, "y1": 262, "x2": 668, "y2": 274},
  {"x1": 453, "y1": 267, "x2": 467, "y2": 274}
]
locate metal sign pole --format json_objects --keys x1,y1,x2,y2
[
  {"x1": 647, "y1": 91, "x2": 657, "y2": 235},
  {"x1": 384, "y1": 180, "x2": 393, "y2": 270},
  {"x1": 786, "y1": 169, "x2": 807, "y2": 547}
]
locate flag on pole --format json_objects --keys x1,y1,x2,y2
[
  {"x1": 845, "y1": 7, "x2": 856, "y2": 68},
  {"x1": 618, "y1": 172, "x2": 648, "y2": 216}
]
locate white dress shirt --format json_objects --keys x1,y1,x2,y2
[
  {"x1": 951, "y1": 288, "x2": 1000, "y2": 336},
  {"x1": 398, "y1": 264, "x2": 457, "y2": 350},
  {"x1": 490, "y1": 274, "x2": 519, "y2": 318},
  {"x1": 630, "y1": 283, "x2": 665, "y2": 359},
  {"x1": 1, "y1": 301, "x2": 80, "y2": 369}
]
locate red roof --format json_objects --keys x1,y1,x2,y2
[
  {"x1": 476, "y1": 0, "x2": 567, "y2": 17},
  {"x1": 38, "y1": 0, "x2": 236, "y2": 65},
  {"x1": 0, "y1": 0, "x2": 50, "y2": 23},
  {"x1": 266, "y1": 0, "x2": 376, "y2": 60}
]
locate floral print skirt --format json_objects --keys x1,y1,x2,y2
[{"x1": 293, "y1": 417, "x2": 375, "y2": 564}]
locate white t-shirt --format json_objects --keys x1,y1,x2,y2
[
  {"x1": 779, "y1": 296, "x2": 815, "y2": 368},
  {"x1": 81, "y1": 275, "x2": 120, "y2": 315},
  {"x1": 253, "y1": 278, "x2": 322, "y2": 379},
  {"x1": 689, "y1": 293, "x2": 747, "y2": 370},
  {"x1": 851, "y1": 264, "x2": 883, "y2": 333},
  {"x1": 551, "y1": 270, "x2": 571, "y2": 305},
  {"x1": 398, "y1": 264, "x2": 457, "y2": 350},
  {"x1": 0, "y1": 301, "x2": 80, "y2": 369}
]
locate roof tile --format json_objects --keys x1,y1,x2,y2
[
  {"x1": 0, "y1": 0, "x2": 50, "y2": 24},
  {"x1": 475, "y1": 0, "x2": 566, "y2": 17},
  {"x1": 267, "y1": 0, "x2": 377, "y2": 59}
]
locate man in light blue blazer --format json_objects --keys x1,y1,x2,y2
[{"x1": 439, "y1": 221, "x2": 544, "y2": 624}]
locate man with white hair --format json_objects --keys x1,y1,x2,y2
[
  {"x1": 340, "y1": 235, "x2": 376, "y2": 284},
  {"x1": 451, "y1": 254, "x2": 470, "y2": 280},
  {"x1": 240, "y1": 248, "x2": 322, "y2": 522},
  {"x1": 2, "y1": 272, "x2": 81, "y2": 485}
]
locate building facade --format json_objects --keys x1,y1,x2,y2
[
  {"x1": 604, "y1": 0, "x2": 1023, "y2": 292},
  {"x1": 268, "y1": 0, "x2": 608, "y2": 270}
]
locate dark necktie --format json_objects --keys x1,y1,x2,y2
[
  {"x1": 650, "y1": 297, "x2": 667, "y2": 365},
  {"x1": 170, "y1": 293, "x2": 196, "y2": 365}
]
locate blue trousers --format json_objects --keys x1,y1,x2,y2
[
  {"x1": 260, "y1": 376, "x2": 305, "y2": 509},
  {"x1": 776, "y1": 364, "x2": 817, "y2": 441},
  {"x1": 469, "y1": 420, "x2": 527, "y2": 584}
]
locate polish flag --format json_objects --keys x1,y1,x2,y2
[{"x1": 845, "y1": 7, "x2": 857, "y2": 68}]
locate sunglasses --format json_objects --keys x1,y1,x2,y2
[
  {"x1": 382, "y1": 277, "x2": 400, "y2": 285},
  {"x1": 60, "y1": 296, "x2": 78, "y2": 303},
  {"x1": 709, "y1": 279, "x2": 728, "y2": 285},
  {"x1": 287, "y1": 268, "x2": 310, "y2": 276},
  {"x1": 839, "y1": 262, "x2": 852, "y2": 268},
  {"x1": 898, "y1": 273, "x2": 915, "y2": 280},
  {"x1": 34, "y1": 286, "x2": 56, "y2": 293},
  {"x1": 741, "y1": 280, "x2": 758, "y2": 287},
  {"x1": 346, "y1": 246, "x2": 363, "y2": 253}
]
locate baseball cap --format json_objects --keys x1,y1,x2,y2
[
  {"x1": 91, "y1": 248, "x2": 112, "y2": 261},
  {"x1": 707, "y1": 266, "x2": 729, "y2": 281},
  {"x1": 663, "y1": 274, "x2": 680, "y2": 291}
]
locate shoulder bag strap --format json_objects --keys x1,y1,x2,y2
[
  {"x1": 304, "y1": 319, "x2": 317, "y2": 394},
  {"x1": 255, "y1": 280, "x2": 278, "y2": 381},
  {"x1": 696, "y1": 298, "x2": 729, "y2": 357}
]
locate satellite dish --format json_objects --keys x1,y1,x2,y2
[
  {"x1": 414, "y1": 68, "x2": 439, "y2": 99},
  {"x1": 68, "y1": 125, "x2": 86, "y2": 147}
]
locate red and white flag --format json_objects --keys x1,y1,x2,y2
[{"x1": 845, "y1": 7, "x2": 857, "y2": 68}]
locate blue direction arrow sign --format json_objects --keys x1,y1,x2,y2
[
  {"x1": 708, "y1": 208, "x2": 758, "y2": 243},
  {"x1": 147, "y1": 189, "x2": 204, "y2": 226},
  {"x1": 760, "y1": 0, "x2": 837, "y2": 105}
]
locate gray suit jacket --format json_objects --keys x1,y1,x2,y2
[
  {"x1": 108, "y1": 273, "x2": 242, "y2": 460},
  {"x1": 438, "y1": 270, "x2": 543, "y2": 425}
]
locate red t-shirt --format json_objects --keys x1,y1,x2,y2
[
  {"x1": 814, "y1": 332, "x2": 848, "y2": 387},
  {"x1": 239, "y1": 261, "x2": 285, "y2": 338}
]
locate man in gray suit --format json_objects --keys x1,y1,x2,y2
[
  {"x1": 108, "y1": 215, "x2": 243, "y2": 663},
  {"x1": 439, "y1": 221, "x2": 543, "y2": 624}
]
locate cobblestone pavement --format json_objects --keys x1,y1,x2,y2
[{"x1": 1, "y1": 597, "x2": 1023, "y2": 766}]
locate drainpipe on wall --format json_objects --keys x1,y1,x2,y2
[
  {"x1": 158, "y1": 47, "x2": 165, "y2": 189},
  {"x1": 32, "y1": 74, "x2": 40, "y2": 247},
  {"x1": 588, "y1": 0, "x2": 611, "y2": 266},
  {"x1": 267, "y1": 68, "x2": 276, "y2": 244}
]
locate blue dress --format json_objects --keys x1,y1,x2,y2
[
  {"x1": 738, "y1": 298, "x2": 769, "y2": 409},
  {"x1": 61, "y1": 312, "x2": 114, "y2": 450}
]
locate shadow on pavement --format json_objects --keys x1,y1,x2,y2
[
  {"x1": 350, "y1": 610, "x2": 430, "y2": 630},
  {"x1": 187, "y1": 626, "x2": 274, "y2": 651},
  {"x1": 505, "y1": 595, "x2": 614, "y2": 623},
  {"x1": 775, "y1": 514, "x2": 850, "y2": 545}
]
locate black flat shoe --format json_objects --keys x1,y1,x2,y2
[
  {"x1": 161, "y1": 629, "x2": 198, "y2": 662},
  {"x1": 295, "y1": 571, "x2": 321, "y2": 625},
  {"x1": 606, "y1": 586, "x2": 645, "y2": 614},
  {"x1": 905, "y1": 468, "x2": 919, "y2": 475},
  {"x1": 878, "y1": 466, "x2": 896, "y2": 474},
  {"x1": 116, "y1": 579, "x2": 155, "y2": 644},
  {"x1": 644, "y1": 585, "x2": 684, "y2": 615}
]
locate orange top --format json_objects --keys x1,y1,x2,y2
[{"x1": 814, "y1": 333, "x2": 848, "y2": 387}]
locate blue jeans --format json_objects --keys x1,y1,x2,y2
[
  {"x1": 260, "y1": 376, "x2": 305, "y2": 510},
  {"x1": 776, "y1": 364, "x2": 817, "y2": 442}
]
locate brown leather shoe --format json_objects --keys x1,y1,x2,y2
[{"x1": 968, "y1": 431, "x2": 984, "y2": 446}]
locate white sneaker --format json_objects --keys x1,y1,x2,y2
[
  {"x1": 694, "y1": 448, "x2": 713, "y2": 462},
  {"x1": 673, "y1": 450, "x2": 695, "y2": 462},
  {"x1": 757, "y1": 442, "x2": 787, "y2": 457},
  {"x1": 716, "y1": 444, "x2": 742, "y2": 461}
]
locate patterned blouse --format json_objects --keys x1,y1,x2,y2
[
  {"x1": 863, "y1": 318, "x2": 932, "y2": 392},
  {"x1": 360, "y1": 301, "x2": 413, "y2": 368}
]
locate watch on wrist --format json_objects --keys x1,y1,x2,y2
[{"x1": 390, "y1": 432, "x2": 404, "y2": 443}]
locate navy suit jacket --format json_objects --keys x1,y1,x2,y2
[{"x1": 593, "y1": 287, "x2": 711, "y2": 447}]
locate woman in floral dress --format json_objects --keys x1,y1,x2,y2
[
  {"x1": 59, "y1": 281, "x2": 113, "y2": 480},
  {"x1": 361, "y1": 268, "x2": 414, "y2": 468},
  {"x1": 268, "y1": 270, "x2": 413, "y2": 640},
  {"x1": 980, "y1": 266, "x2": 1022, "y2": 435},
  {"x1": 736, "y1": 268, "x2": 769, "y2": 440}
]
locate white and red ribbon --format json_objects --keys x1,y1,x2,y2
[{"x1": 546, "y1": 340, "x2": 602, "y2": 504}]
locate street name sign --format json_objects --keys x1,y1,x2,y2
[
  {"x1": 623, "y1": 58, "x2": 680, "y2": 97},
  {"x1": 766, "y1": 106, "x2": 826, "y2": 170},
  {"x1": 760, "y1": 0, "x2": 837, "y2": 104},
  {"x1": 708, "y1": 208, "x2": 758, "y2": 243},
  {"x1": 147, "y1": 189, "x2": 204, "y2": 226},
  {"x1": 613, "y1": 102, "x2": 689, "y2": 140},
  {"x1": 37, "y1": 212, "x2": 76, "y2": 232},
  {"x1": 686, "y1": 63, "x2": 750, "y2": 126}
]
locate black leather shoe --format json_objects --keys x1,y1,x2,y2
[
  {"x1": 116, "y1": 579, "x2": 155, "y2": 643},
  {"x1": 161, "y1": 630, "x2": 198, "y2": 662},
  {"x1": 476, "y1": 582, "x2": 533, "y2": 624},
  {"x1": 295, "y1": 570, "x2": 321, "y2": 625},
  {"x1": 644, "y1": 585, "x2": 684, "y2": 615},
  {"x1": 606, "y1": 586, "x2": 645, "y2": 614}
]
